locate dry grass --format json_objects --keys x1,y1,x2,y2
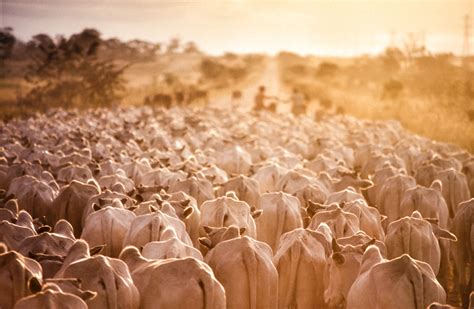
[{"x1": 277, "y1": 54, "x2": 474, "y2": 153}]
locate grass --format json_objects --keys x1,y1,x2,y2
[{"x1": 277, "y1": 54, "x2": 474, "y2": 153}]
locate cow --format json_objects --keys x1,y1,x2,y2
[
  {"x1": 120, "y1": 246, "x2": 225, "y2": 309},
  {"x1": 81, "y1": 206, "x2": 136, "y2": 257},
  {"x1": 215, "y1": 146, "x2": 252, "y2": 176},
  {"x1": 462, "y1": 160, "x2": 474, "y2": 196},
  {"x1": 7, "y1": 175, "x2": 58, "y2": 222},
  {"x1": 18, "y1": 220, "x2": 76, "y2": 278},
  {"x1": 342, "y1": 199, "x2": 386, "y2": 240},
  {"x1": 14, "y1": 279, "x2": 93, "y2": 309},
  {"x1": 385, "y1": 211, "x2": 456, "y2": 276},
  {"x1": 82, "y1": 189, "x2": 134, "y2": 227},
  {"x1": 199, "y1": 194, "x2": 261, "y2": 239},
  {"x1": 376, "y1": 174, "x2": 417, "y2": 224},
  {"x1": 142, "y1": 237, "x2": 203, "y2": 260},
  {"x1": 169, "y1": 176, "x2": 215, "y2": 207},
  {"x1": 361, "y1": 163, "x2": 402, "y2": 206},
  {"x1": 451, "y1": 198, "x2": 474, "y2": 308},
  {"x1": 56, "y1": 164, "x2": 93, "y2": 185},
  {"x1": 251, "y1": 163, "x2": 287, "y2": 193},
  {"x1": 0, "y1": 244, "x2": 43, "y2": 309},
  {"x1": 435, "y1": 168, "x2": 471, "y2": 218},
  {"x1": 198, "y1": 225, "x2": 245, "y2": 253},
  {"x1": 0, "y1": 210, "x2": 37, "y2": 251},
  {"x1": 216, "y1": 175, "x2": 261, "y2": 209},
  {"x1": 415, "y1": 164, "x2": 444, "y2": 188},
  {"x1": 123, "y1": 210, "x2": 193, "y2": 249},
  {"x1": 256, "y1": 192, "x2": 303, "y2": 251},
  {"x1": 346, "y1": 246, "x2": 447, "y2": 309},
  {"x1": 52, "y1": 180, "x2": 99, "y2": 237},
  {"x1": 326, "y1": 188, "x2": 365, "y2": 205},
  {"x1": 323, "y1": 238, "x2": 376, "y2": 307},
  {"x1": 55, "y1": 240, "x2": 139, "y2": 309},
  {"x1": 165, "y1": 191, "x2": 201, "y2": 247},
  {"x1": 308, "y1": 206, "x2": 360, "y2": 239},
  {"x1": 273, "y1": 228, "x2": 330, "y2": 308},
  {"x1": 205, "y1": 236, "x2": 278, "y2": 309}
]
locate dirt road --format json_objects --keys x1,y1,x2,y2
[{"x1": 210, "y1": 57, "x2": 292, "y2": 112}]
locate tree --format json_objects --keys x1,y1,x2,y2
[
  {"x1": 184, "y1": 41, "x2": 200, "y2": 54},
  {"x1": 0, "y1": 27, "x2": 16, "y2": 77},
  {"x1": 166, "y1": 37, "x2": 180, "y2": 53},
  {"x1": 20, "y1": 28, "x2": 128, "y2": 109}
]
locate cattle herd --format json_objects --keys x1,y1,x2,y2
[{"x1": 0, "y1": 105, "x2": 473, "y2": 309}]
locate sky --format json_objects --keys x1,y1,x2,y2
[{"x1": 2, "y1": 0, "x2": 473, "y2": 56}]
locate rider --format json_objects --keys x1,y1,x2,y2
[
  {"x1": 254, "y1": 85, "x2": 267, "y2": 111},
  {"x1": 290, "y1": 88, "x2": 306, "y2": 116}
]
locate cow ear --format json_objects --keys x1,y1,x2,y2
[
  {"x1": 4, "y1": 199, "x2": 18, "y2": 214},
  {"x1": 155, "y1": 197, "x2": 164, "y2": 206},
  {"x1": 332, "y1": 252, "x2": 345, "y2": 265},
  {"x1": 430, "y1": 180, "x2": 442, "y2": 192},
  {"x1": 180, "y1": 199, "x2": 191, "y2": 207},
  {"x1": 203, "y1": 226, "x2": 214, "y2": 234},
  {"x1": 432, "y1": 225, "x2": 457, "y2": 241},
  {"x1": 37, "y1": 225, "x2": 51, "y2": 234},
  {"x1": 198, "y1": 237, "x2": 212, "y2": 249},
  {"x1": 80, "y1": 290, "x2": 97, "y2": 302},
  {"x1": 239, "y1": 227, "x2": 246, "y2": 236},
  {"x1": 135, "y1": 195, "x2": 144, "y2": 203},
  {"x1": 182, "y1": 206, "x2": 194, "y2": 219},
  {"x1": 307, "y1": 200, "x2": 325, "y2": 218},
  {"x1": 251, "y1": 209, "x2": 263, "y2": 219},
  {"x1": 89, "y1": 245, "x2": 105, "y2": 256},
  {"x1": 93, "y1": 203, "x2": 101, "y2": 212},
  {"x1": 424, "y1": 217, "x2": 439, "y2": 225},
  {"x1": 356, "y1": 179, "x2": 373, "y2": 190},
  {"x1": 29, "y1": 277, "x2": 42, "y2": 294}
]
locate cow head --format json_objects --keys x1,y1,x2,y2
[{"x1": 324, "y1": 238, "x2": 374, "y2": 307}]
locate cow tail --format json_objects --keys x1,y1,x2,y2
[
  {"x1": 151, "y1": 215, "x2": 161, "y2": 241},
  {"x1": 448, "y1": 178, "x2": 455, "y2": 218},
  {"x1": 13, "y1": 259, "x2": 26, "y2": 304},
  {"x1": 275, "y1": 201, "x2": 286, "y2": 250},
  {"x1": 104, "y1": 263, "x2": 118, "y2": 309},
  {"x1": 243, "y1": 247, "x2": 258, "y2": 309},
  {"x1": 405, "y1": 256, "x2": 424, "y2": 309},
  {"x1": 197, "y1": 267, "x2": 215, "y2": 309},
  {"x1": 285, "y1": 240, "x2": 301, "y2": 308},
  {"x1": 402, "y1": 222, "x2": 411, "y2": 257},
  {"x1": 100, "y1": 210, "x2": 109, "y2": 256}
]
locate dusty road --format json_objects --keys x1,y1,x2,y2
[{"x1": 209, "y1": 57, "x2": 292, "y2": 113}]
